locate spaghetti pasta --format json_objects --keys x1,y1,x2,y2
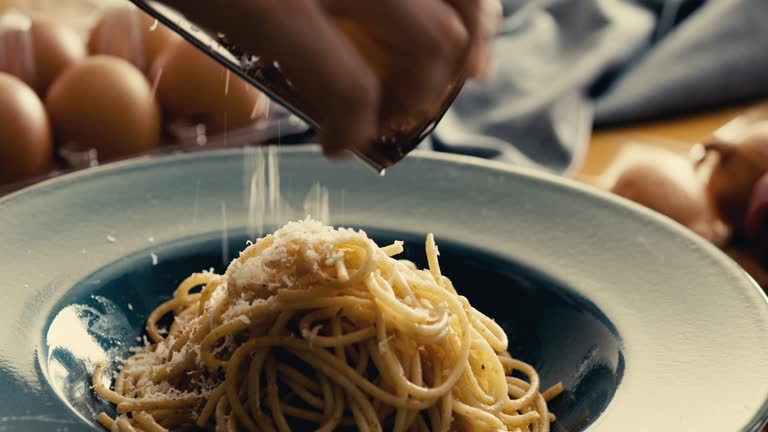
[{"x1": 93, "y1": 219, "x2": 561, "y2": 431}]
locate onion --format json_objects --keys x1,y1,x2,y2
[
  {"x1": 602, "y1": 146, "x2": 729, "y2": 245},
  {"x1": 745, "y1": 172, "x2": 768, "y2": 255},
  {"x1": 702, "y1": 121, "x2": 768, "y2": 233},
  {"x1": 723, "y1": 245, "x2": 768, "y2": 287}
]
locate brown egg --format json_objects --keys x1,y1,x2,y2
[
  {"x1": 150, "y1": 40, "x2": 266, "y2": 134},
  {"x1": 87, "y1": 6, "x2": 180, "y2": 73},
  {"x1": 0, "y1": 72, "x2": 53, "y2": 185},
  {"x1": 45, "y1": 56, "x2": 161, "y2": 161},
  {"x1": 28, "y1": 16, "x2": 85, "y2": 94},
  {"x1": 0, "y1": 12, "x2": 85, "y2": 95}
]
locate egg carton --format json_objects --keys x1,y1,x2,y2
[
  {"x1": 0, "y1": 106, "x2": 310, "y2": 196},
  {"x1": 1, "y1": 0, "x2": 121, "y2": 35},
  {"x1": 0, "y1": 0, "x2": 312, "y2": 196}
]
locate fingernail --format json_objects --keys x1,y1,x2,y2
[
  {"x1": 469, "y1": 43, "x2": 494, "y2": 83},
  {"x1": 467, "y1": 49, "x2": 482, "y2": 79},
  {"x1": 478, "y1": 53, "x2": 495, "y2": 83}
]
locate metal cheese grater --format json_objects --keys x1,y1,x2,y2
[{"x1": 127, "y1": 0, "x2": 465, "y2": 174}]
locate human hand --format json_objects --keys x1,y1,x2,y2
[{"x1": 159, "y1": 0, "x2": 501, "y2": 157}]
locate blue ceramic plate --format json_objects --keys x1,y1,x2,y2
[{"x1": 0, "y1": 148, "x2": 766, "y2": 431}]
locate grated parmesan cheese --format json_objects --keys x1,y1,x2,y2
[
  {"x1": 227, "y1": 218, "x2": 370, "y2": 297},
  {"x1": 108, "y1": 219, "x2": 384, "y2": 413}
]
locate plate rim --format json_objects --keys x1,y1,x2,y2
[{"x1": 4, "y1": 146, "x2": 766, "y2": 300}]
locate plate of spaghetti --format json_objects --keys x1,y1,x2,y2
[{"x1": 0, "y1": 148, "x2": 766, "y2": 432}]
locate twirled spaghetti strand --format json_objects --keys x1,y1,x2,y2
[{"x1": 93, "y1": 220, "x2": 561, "y2": 431}]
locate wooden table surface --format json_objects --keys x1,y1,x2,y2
[
  {"x1": 578, "y1": 103, "x2": 757, "y2": 179},
  {"x1": 577, "y1": 101, "x2": 768, "y2": 290}
]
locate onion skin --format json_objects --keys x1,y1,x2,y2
[
  {"x1": 724, "y1": 244, "x2": 768, "y2": 288},
  {"x1": 605, "y1": 147, "x2": 729, "y2": 246},
  {"x1": 703, "y1": 142, "x2": 766, "y2": 233},
  {"x1": 703, "y1": 122, "x2": 768, "y2": 234},
  {"x1": 745, "y1": 172, "x2": 768, "y2": 256}
]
